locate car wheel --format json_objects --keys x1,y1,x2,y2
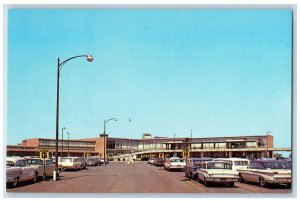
[
  {"x1": 33, "y1": 172, "x2": 37, "y2": 183},
  {"x1": 193, "y1": 173, "x2": 198, "y2": 181},
  {"x1": 239, "y1": 174, "x2": 244, "y2": 183},
  {"x1": 229, "y1": 182, "x2": 235, "y2": 187},
  {"x1": 198, "y1": 176, "x2": 202, "y2": 183},
  {"x1": 204, "y1": 177, "x2": 210, "y2": 187},
  {"x1": 12, "y1": 177, "x2": 18, "y2": 188},
  {"x1": 42, "y1": 173, "x2": 47, "y2": 180},
  {"x1": 260, "y1": 177, "x2": 267, "y2": 187}
]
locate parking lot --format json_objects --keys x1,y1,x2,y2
[{"x1": 6, "y1": 161, "x2": 291, "y2": 195}]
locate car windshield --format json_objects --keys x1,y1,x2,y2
[
  {"x1": 259, "y1": 162, "x2": 288, "y2": 169},
  {"x1": 207, "y1": 162, "x2": 232, "y2": 169},
  {"x1": 234, "y1": 161, "x2": 249, "y2": 166},
  {"x1": 60, "y1": 158, "x2": 73, "y2": 163},
  {"x1": 170, "y1": 159, "x2": 183, "y2": 163}
]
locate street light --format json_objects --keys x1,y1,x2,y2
[
  {"x1": 61, "y1": 127, "x2": 66, "y2": 157},
  {"x1": 102, "y1": 118, "x2": 118, "y2": 166},
  {"x1": 55, "y1": 54, "x2": 93, "y2": 181}
]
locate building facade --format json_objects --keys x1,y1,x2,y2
[{"x1": 6, "y1": 134, "x2": 291, "y2": 160}]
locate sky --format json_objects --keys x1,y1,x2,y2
[{"x1": 6, "y1": 9, "x2": 292, "y2": 150}]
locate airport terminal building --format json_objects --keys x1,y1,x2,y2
[{"x1": 6, "y1": 133, "x2": 290, "y2": 160}]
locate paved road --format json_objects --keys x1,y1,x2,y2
[{"x1": 6, "y1": 162, "x2": 292, "y2": 195}]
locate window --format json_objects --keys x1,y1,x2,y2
[
  {"x1": 6, "y1": 161, "x2": 15, "y2": 166},
  {"x1": 27, "y1": 159, "x2": 43, "y2": 165},
  {"x1": 59, "y1": 158, "x2": 72, "y2": 163},
  {"x1": 207, "y1": 162, "x2": 232, "y2": 169},
  {"x1": 234, "y1": 161, "x2": 249, "y2": 166},
  {"x1": 16, "y1": 160, "x2": 27, "y2": 167}
]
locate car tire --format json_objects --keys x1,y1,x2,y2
[
  {"x1": 198, "y1": 176, "x2": 202, "y2": 183},
  {"x1": 239, "y1": 174, "x2": 244, "y2": 183},
  {"x1": 32, "y1": 172, "x2": 37, "y2": 183},
  {"x1": 229, "y1": 182, "x2": 235, "y2": 187},
  {"x1": 204, "y1": 177, "x2": 210, "y2": 187},
  {"x1": 12, "y1": 177, "x2": 18, "y2": 188},
  {"x1": 193, "y1": 173, "x2": 198, "y2": 181},
  {"x1": 260, "y1": 177, "x2": 267, "y2": 187},
  {"x1": 42, "y1": 173, "x2": 47, "y2": 180}
]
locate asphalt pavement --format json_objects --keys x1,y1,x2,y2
[{"x1": 6, "y1": 161, "x2": 292, "y2": 196}]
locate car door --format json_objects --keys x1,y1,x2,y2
[
  {"x1": 16, "y1": 159, "x2": 34, "y2": 181},
  {"x1": 45, "y1": 160, "x2": 54, "y2": 176}
]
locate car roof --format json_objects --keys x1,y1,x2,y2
[
  {"x1": 6, "y1": 157, "x2": 25, "y2": 163},
  {"x1": 205, "y1": 161, "x2": 230, "y2": 164},
  {"x1": 253, "y1": 159, "x2": 285, "y2": 163},
  {"x1": 218, "y1": 158, "x2": 249, "y2": 161}
]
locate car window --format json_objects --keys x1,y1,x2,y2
[
  {"x1": 207, "y1": 162, "x2": 231, "y2": 169},
  {"x1": 260, "y1": 162, "x2": 287, "y2": 169},
  {"x1": 234, "y1": 161, "x2": 249, "y2": 166},
  {"x1": 46, "y1": 160, "x2": 53, "y2": 166},
  {"x1": 27, "y1": 159, "x2": 43, "y2": 165},
  {"x1": 170, "y1": 159, "x2": 181, "y2": 163},
  {"x1": 193, "y1": 161, "x2": 202, "y2": 166},
  {"x1": 60, "y1": 158, "x2": 72, "y2": 163},
  {"x1": 6, "y1": 160, "x2": 15, "y2": 166},
  {"x1": 16, "y1": 160, "x2": 27, "y2": 167}
]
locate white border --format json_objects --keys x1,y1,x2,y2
[{"x1": 1, "y1": 0, "x2": 298, "y2": 201}]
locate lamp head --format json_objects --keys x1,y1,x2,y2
[{"x1": 87, "y1": 54, "x2": 93, "y2": 62}]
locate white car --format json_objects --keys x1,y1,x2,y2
[
  {"x1": 164, "y1": 157, "x2": 186, "y2": 171},
  {"x1": 148, "y1": 158, "x2": 155, "y2": 164},
  {"x1": 59, "y1": 157, "x2": 82, "y2": 171},
  {"x1": 6, "y1": 157, "x2": 39, "y2": 188},
  {"x1": 26, "y1": 158, "x2": 55, "y2": 179},
  {"x1": 195, "y1": 161, "x2": 239, "y2": 187},
  {"x1": 238, "y1": 159, "x2": 291, "y2": 187}
]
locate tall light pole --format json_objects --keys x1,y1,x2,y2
[
  {"x1": 55, "y1": 54, "x2": 93, "y2": 181},
  {"x1": 101, "y1": 118, "x2": 118, "y2": 166},
  {"x1": 61, "y1": 127, "x2": 66, "y2": 157}
]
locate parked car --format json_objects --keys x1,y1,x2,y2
[
  {"x1": 6, "y1": 157, "x2": 39, "y2": 188},
  {"x1": 285, "y1": 159, "x2": 292, "y2": 169},
  {"x1": 195, "y1": 161, "x2": 239, "y2": 187},
  {"x1": 148, "y1": 158, "x2": 155, "y2": 164},
  {"x1": 100, "y1": 158, "x2": 109, "y2": 164},
  {"x1": 238, "y1": 159, "x2": 291, "y2": 187},
  {"x1": 77, "y1": 157, "x2": 87, "y2": 169},
  {"x1": 217, "y1": 158, "x2": 250, "y2": 171},
  {"x1": 86, "y1": 156, "x2": 101, "y2": 166},
  {"x1": 26, "y1": 158, "x2": 55, "y2": 179},
  {"x1": 185, "y1": 157, "x2": 214, "y2": 179},
  {"x1": 153, "y1": 158, "x2": 165, "y2": 167},
  {"x1": 58, "y1": 157, "x2": 82, "y2": 171},
  {"x1": 164, "y1": 157, "x2": 185, "y2": 171},
  {"x1": 51, "y1": 157, "x2": 63, "y2": 172}
]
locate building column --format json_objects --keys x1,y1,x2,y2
[{"x1": 228, "y1": 151, "x2": 232, "y2": 158}]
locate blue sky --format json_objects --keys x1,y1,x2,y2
[{"x1": 7, "y1": 9, "x2": 292, "y2": 150}]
